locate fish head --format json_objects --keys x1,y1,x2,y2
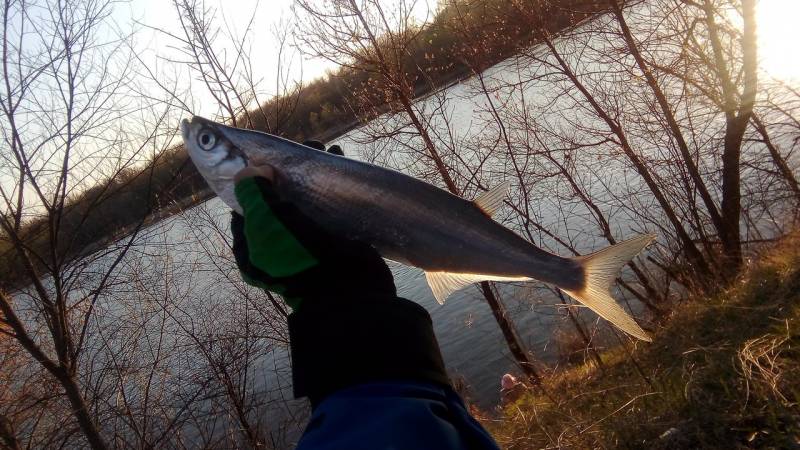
[
  {"x1": 181, "y1": 116, "x2": 297, "y2": 213},
  {"x1": 181, "y1": 116, "x2": 251, "y2": 212},
  {"x1": 181, "y1": 116, "x2": 248, "y2": 178}
]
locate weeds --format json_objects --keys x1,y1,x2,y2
[{"x1": 486, "y1": 233, "x2": 800, "y2": 449}]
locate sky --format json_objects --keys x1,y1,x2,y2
[
  {"x1": 754, "y1": 0, "x2": 800, "y2": 81},
  {"x1": 119, "y1": 0, "x2": 436, "y2": 119},
  {"x1": 114, "y1": 0, "x2": 800, "y2": 121},
  {"x1": 122, "y1": 0, "x2": 333, "y2": 118}
]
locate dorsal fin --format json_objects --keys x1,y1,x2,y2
[{"x1": 474, "y1": 181, "x2": 510, "y2": 217}]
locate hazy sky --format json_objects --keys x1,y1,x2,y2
[
  {"x1": 121, "y1": 0, "x2": 330, "y2": 117},
  {"x1": 116, "y1": 0, "x2": 799, "y2": 120},
  {"x1": 754, "y1": 0, "x2": 800, "y2": 81},
  {"x1": 119, "y1": 0, "x2": 435, "y2": 118}
]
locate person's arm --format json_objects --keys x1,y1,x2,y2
[{"x1": 231, "y1": 157, "x2": 500, "y2": 450}]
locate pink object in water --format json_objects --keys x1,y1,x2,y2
[{"x1": 501, "y1": 373, "x2": 519, "y2": 391}]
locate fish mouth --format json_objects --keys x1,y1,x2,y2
[{"x1": 180, "y1": 118, "x2": 190, "y2": 141}]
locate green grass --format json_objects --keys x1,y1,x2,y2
[{"x1": 485, "y1": 234, "x2": 800, "y2": 449}]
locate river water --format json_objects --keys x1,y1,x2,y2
[{"x1": 152, "y1": 186, "x2": 568, "y2": 411}]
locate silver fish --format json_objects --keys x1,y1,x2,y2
[{"x1": 181, "y1": 116, "x2": 655, "y2": 341}]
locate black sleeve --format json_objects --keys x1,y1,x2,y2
[{"x1": 288, "y1": 297, "x2": 450, "y2": 406}]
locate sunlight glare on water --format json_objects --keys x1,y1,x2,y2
[{"x1": 757, "y1": 0, "x2": 800, "y2": 81}]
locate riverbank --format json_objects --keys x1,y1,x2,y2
[{"x1": 482, "y1": 231, "x2": 800, "y2": 449}]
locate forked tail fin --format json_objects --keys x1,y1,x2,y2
[{"x1": 562, "y1": 234, "x2": 657, "y2": 342}]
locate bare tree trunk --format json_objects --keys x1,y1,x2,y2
[
  {"x1": 0, "y1": 294, "x2": 108, "y2": 450},
  {"x1": 610, "y1": 0, "x2": 726, "y2": 241},
  {"x1": 481, "y1": 283, "x2": 542, "y2": 383},
  {"x1": 341, "y1": 0, "x2": 540, "y2": 381},
  {"x1": 220, "y1": 369, "x2": 262, "y2": 449},
  {"x1": 396, "y1": 94, "x2": 460, "y2": 193},
  {"x1": 705, "y1": 0, "x2": 757, "y2": 270},
  {"x1": 394, "y1": 88, "x2": 540, "y2": 380},
  {"x1": 57, "y1": 370, "x2": 109, "y2": 450},
  {"x1": 536, "y1": 32, "x2": 712, "y2": 281},
  {"x1": 402, "y1": 92, "x2": 540, "y2": 382}
]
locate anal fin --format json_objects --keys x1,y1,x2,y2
[{"x1": 425, "y1": 271, "x2": 530, "y2": 305}]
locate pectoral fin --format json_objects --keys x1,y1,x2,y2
[
  {"x1": 473, "y1": 181, "x2": 511, "y2": 217},
  {"x1": 425, "y1": 270, "x2": 530, "y2": 305}
]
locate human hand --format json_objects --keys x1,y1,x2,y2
[{"x1": 230, "y1": 159, "x2": 395, "y2": 311}]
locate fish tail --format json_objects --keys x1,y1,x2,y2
[{"x1": 562, "y1": 234, "x2": 656, "y2": 342}]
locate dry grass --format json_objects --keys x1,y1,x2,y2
[
  {"x1": 485, "y1": 233, "x2": 800, "y2": 449},
  {"x1": 737, "y1": 325, "x2": 792, "y2": 406}
]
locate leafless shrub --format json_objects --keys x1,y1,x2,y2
[{"x1": 142, "y1": 0, "x2": 303, "y2": 132}]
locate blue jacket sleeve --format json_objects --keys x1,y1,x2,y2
[
  {"x1": 288, "y1": 298, "x2": 501, "y2": 450},
  {"x1": 296, "y1": 381, "x2": 500, "y2": 450}
]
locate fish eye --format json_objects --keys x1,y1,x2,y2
[{"x1": 198, "y1": 130, "x2": 216, "y2": 150}]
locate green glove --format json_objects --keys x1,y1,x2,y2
[{"x1": 231, "y1": 173, "x2": 396, "y2": 311}]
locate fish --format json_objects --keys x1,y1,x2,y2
[{"x1": 181, "y1": 116, "x2": 655, "y2": 341}]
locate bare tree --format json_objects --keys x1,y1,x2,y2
[
  {"x1": 294, "y1": 0, "x2": 544, "y2": 383},
  {"x1": 2, "y1": 0, "x2": 794, "y2": 446},
  {"x1": 0, "y1": 0, "x2": 182, "y2": 447},
  {"x1": 132, "y1": 2, "x2": 309, "y2": 446},
  {"x1": 295, "y1": 0, "x2": 460, "y2": 191},
  {"x1": 606, "y1": 0, "x2": 757, "y2": 273},
  {"x1": 489, "y1": 0, "x2": 798, "y2": 291},
  {"x1": 141, "y1": 0, "x2": 303, "y2": 134}
]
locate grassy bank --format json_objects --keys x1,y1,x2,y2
[{"x1": 484, "y1": 233, "x2": 800, "y2": 449}]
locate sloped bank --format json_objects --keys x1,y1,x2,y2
[{"x1": 484, "y1": 232, "x2": 800, "y2": 449}]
